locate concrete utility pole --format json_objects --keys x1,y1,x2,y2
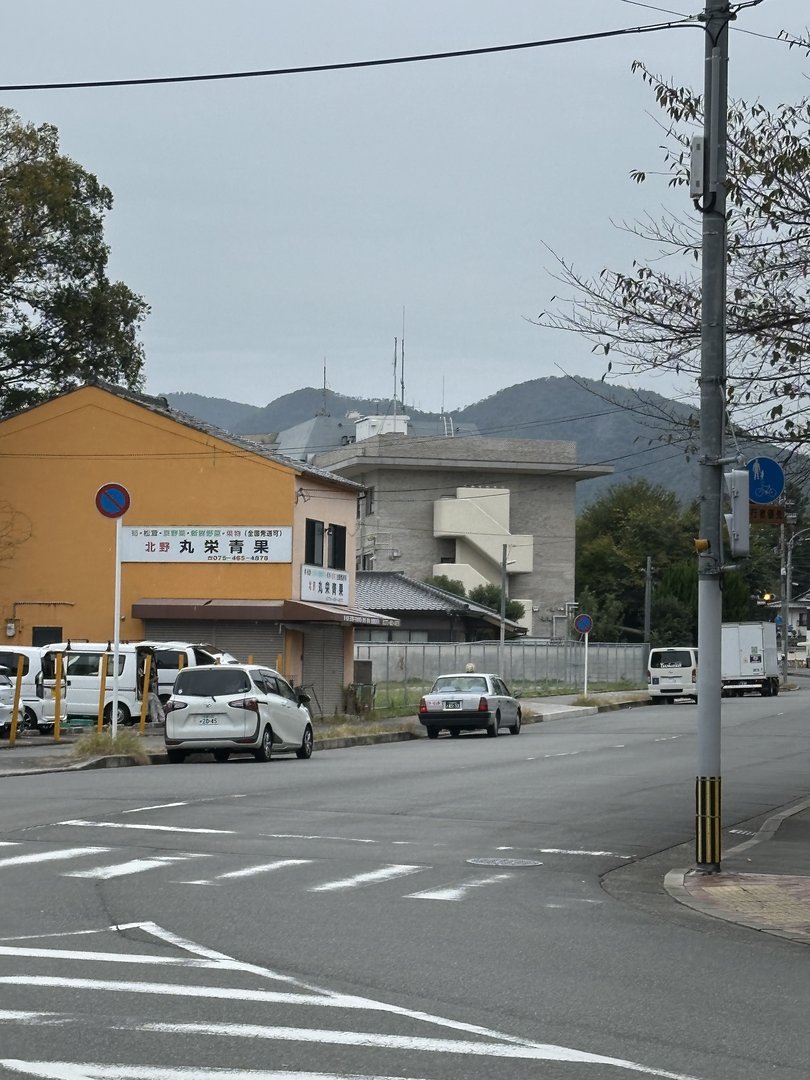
[
  {"x1": 694, "y1": 0, "x2": 733, "y2": 872},
  {"x1": 643, "y1": 556, "x2": 653, "y2": 644},
  {"x1": 499, "y1": 543, "x2": 508, "y2": 647}
]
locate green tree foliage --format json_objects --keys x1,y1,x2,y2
[
  {"x1": 576, "y1": 479, "x2": 695, "y2": 638},
  {"x1": 0, "y1": 107, "x2": 149, "y2": 416},
  {"x1": 576, "y1": 479, "x2": 784, "y2": 642},
  {"x1": 425, "y1": 574, "x2": 466, "y2": 597},
  {"x1": 575, "y1": 586, "x2": 623, "y2": 643},
  {"x1": 467, "y1": 583, "x2": 525, "y2": 623},
  {"x1": 540, "y1": 46, "x2": 810, "y2": 455}
]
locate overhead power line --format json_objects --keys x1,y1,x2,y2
[{"x1": 0, "y1": 18, "x2": 698, "y2": 93}]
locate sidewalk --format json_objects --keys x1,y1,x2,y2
[{"x1": 664, "y1": 798, "x2": 810, "y2": 946}]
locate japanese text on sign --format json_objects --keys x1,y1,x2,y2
[
  {"x1": 301, "y1": 565, "x2": 349, "y2": 606},
  {"x1": 120, "y1": 526, "x2": 292, "y2": 563}
]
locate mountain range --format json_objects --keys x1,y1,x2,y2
[{"x1": 163, "y1": 377, "x2": 708, "y2": 507}]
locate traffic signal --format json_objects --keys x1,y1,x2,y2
[{"x1": 724, "y1": 469, "x2": 750, "y2": 558}]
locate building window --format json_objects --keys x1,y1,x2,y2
[
  {"x1": 305, "y1": 519, "x2": 324, "y2": 566},
  {"x1": 365, "y1": 486, "x2": 375, "y2": 515},
  {"x1": 328, "y1": 524, "x2": 347, "y2": 570}
]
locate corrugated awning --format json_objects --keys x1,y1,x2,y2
[{"x1": 131, "y1": 597, "x2": 398, "y2": 627}]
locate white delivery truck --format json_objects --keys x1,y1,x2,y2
[{"x1": 721, "y1": 622, "x2": 780, "y2": 697}]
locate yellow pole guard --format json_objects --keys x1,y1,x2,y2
[
  {"x1": 695, "y1": 775, "x2": 722, "y2": 867},
  {"x1": 97, "y1": 652, "x2": 109, "y2": 732},
  {"x1": 139, "y1": 653, "x2": 152, "y2": 735},
  {"x1": 9, "y1": 655, "x2": 24, "y2": 748},
  {"x1": 53, "y1": 652, "x2": 63, "y2": 743}
]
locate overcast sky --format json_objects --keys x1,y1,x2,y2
[{"x1": 2, "y1": 1, "x2": 807, "y2": 414}]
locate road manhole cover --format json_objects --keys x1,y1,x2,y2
[{"x1": 467, "y1": 857, "x2": 543, "y2": 867}]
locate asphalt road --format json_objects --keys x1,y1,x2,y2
[{"x1": 1, "y1": 691, "x2": 809, "y2": 1080}]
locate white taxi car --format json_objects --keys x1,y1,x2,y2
[
  {"x1": 418, "y1": 672, "x2": 521, "y2": 739},
  {"x1": 164, "y1": 664, "x2": 314, "y2": 763}
]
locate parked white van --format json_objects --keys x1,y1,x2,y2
[
  {"x1": 38, "y1": 642, "x2": 158, "y2": 728},
  {"x1": 0, "y1": 646, "x2": 52, "y2": 734},
  {"x1": 138, "y1": 641, "x2": 224, "y2": 704},
  {"x1": 648, "y1": 647, "x2": 698, "y2": 704}
]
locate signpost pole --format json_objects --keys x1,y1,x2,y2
[
  {"x1": 583, "y1": 631, "x2": 589, "y2": 698},
  {"x1": 111, "y1": 514, "x2": 122, "y2": 738}
]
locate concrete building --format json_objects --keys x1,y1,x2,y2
[
  {"x1": 0, "y1": 382, "x2": 395, "y2": 714},
  {"x1": 314, "y1": 432, "x2": 611, "y2": 638}
]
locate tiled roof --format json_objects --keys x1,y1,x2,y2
[{"x1": 356, "y1": 571, "x2": 523, "y2": 629}]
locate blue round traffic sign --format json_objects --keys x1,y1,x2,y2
[
  {"x1": 574, "y1": 612, "x2": 593, "y2": 635},
  {"x1": 95, "y1": 482, "x2": 131, "y2": 519},
  {"x1": 747, "y1": 457, "x2": 785, "y2": 505}
]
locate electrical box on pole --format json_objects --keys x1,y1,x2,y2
[{"x1": 724, "y1": 469, "x2": 750, "y2": 558}]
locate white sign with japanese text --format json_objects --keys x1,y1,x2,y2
[
  {"x1": 301, "y1": 565, "x2": 349, "y2": 606},
  {"x1": 120, "y1": 526, "x2": 292, "y2": 563}
]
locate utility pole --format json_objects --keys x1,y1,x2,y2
[
  {"x1": 643, "y1": 556, "x2": 653, "y2": 644},
  {"x1": 694, "y1": 0, "x2": 732, "y2": 873}
]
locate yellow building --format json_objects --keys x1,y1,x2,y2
[{"x1": 0, "y1": 382, "x2": 394, "y2": 714}]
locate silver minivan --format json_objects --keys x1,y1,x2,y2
[{"x1": 648, "y1": 647, "x2": 698, "y2": 704}]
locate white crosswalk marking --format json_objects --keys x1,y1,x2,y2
[
  {"x1": 0, "y1": 847, "x2": 110, "y2": 869},
  {"x1": 55, "y1": 819, "x2": 234, "y2": 835},
  {"x1": 407, "y1": 872, "x2": 513, "y2": 901},
  {"x1": 179, "y1": 858, "x2": 312, "y2": 886},
  {"x1": 64, "y1": 853, "x2": 209, "y2": 880},
  {"x1": 308, "y1": 864, "x2": 425, "y2": 892}
]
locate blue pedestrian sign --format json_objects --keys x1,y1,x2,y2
[{"x1": 746, "y1": 457, "x2": 785, "y2": 505}]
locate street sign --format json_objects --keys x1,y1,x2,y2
[
  {"x1": 574, "y1": 612, "x2": 593, "y2": 635},
  {"x1": 746, "y1": 457, "x2": 785, "y2": 505},
  {"x1": 750, "y1": 504, "x2": 784, "y2": 525},
  {"x1": 95, "y1": 483, "x2": 131, "y2": 519}
]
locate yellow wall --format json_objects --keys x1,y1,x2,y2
[{"x1": 0, "y1": 387, "x2": 354, "y2": 645}]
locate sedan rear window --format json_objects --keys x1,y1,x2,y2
[
  {"x1": 174, "y1": 668, "x2": 251, "y2": 696},
  {"x1": 432, "y1": 676, "x2": 488, "y2": 693}
]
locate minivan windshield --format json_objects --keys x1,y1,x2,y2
[{"x1": 174, "y1": 668, "x2": 251, "y2": 696}]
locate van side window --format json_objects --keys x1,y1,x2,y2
[{"x1": 66, "y1": 653, "x2": 101, "y2": 677}]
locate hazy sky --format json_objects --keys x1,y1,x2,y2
[{"x1": 2, "y1": 2, "x2": 807, "y2": 413}]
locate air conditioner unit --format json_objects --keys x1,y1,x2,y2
[{"x1": 389, "y1": 549, "x2": 401, "y2": 560}]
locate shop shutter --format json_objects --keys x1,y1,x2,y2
[
  {"x1": 301, "y1": 625, "x2": 345, "y2": 717},
  {"x1": 142, "y1": 620, "x2": 283, "y2": 668}
]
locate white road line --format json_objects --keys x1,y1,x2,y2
[
  {"x1": 495, "y1": 846, "x2": 632, "y2": 858},
  {"x1": 63, "y1": 854, "x2": 207, "y2": 880},
  {"x1": 121, "y1": 802, "x2": 188, "y2": 814},
  {"x1": 0, "y1": 977, "x2": 332, "y2": 1007},
  {"x1": 1, "y1": 1064, "x2": 424, "y2": 1080},
  {"x1": 0, "y1": 946, "x2": 263, "y2": 971},
  {"x1": 260, "y1": 833, "x2": 377, "y2": 844},
  {"x1": 55, "y1": 820, "x2": 234, "y2": 835},
  {"x1": 0, "y1": 842, "x2": 19, "y2": 847},
  {"x1": 0, "y1": 847, "x2": 110, "y2": 869},
  {"x1": 407, "y1": 873, "x2": 512, "y2": 901},
  {"x1": 308, "y1": 864, "x2": 424, "y2": 892},
  {"x1": 134, "y1": 1021, "x2": 707, "y2": 1077}
]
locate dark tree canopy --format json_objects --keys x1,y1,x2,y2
[{"x1": 0, "y1": 107, "x2": 148, "y2": 416}]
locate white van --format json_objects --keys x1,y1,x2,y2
[
  {"x1": 648, "y1": 647, "x2": 698, "y2": 704},
  {"x1": 138, "y1": 641, "x2": 224, "y2": 704},
  {"x1": 38, "y1": 642, "x2": 158, "y2": 728},
  {"x1": 0, "y1": 646, "x2": 52, "y2": 734}
]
